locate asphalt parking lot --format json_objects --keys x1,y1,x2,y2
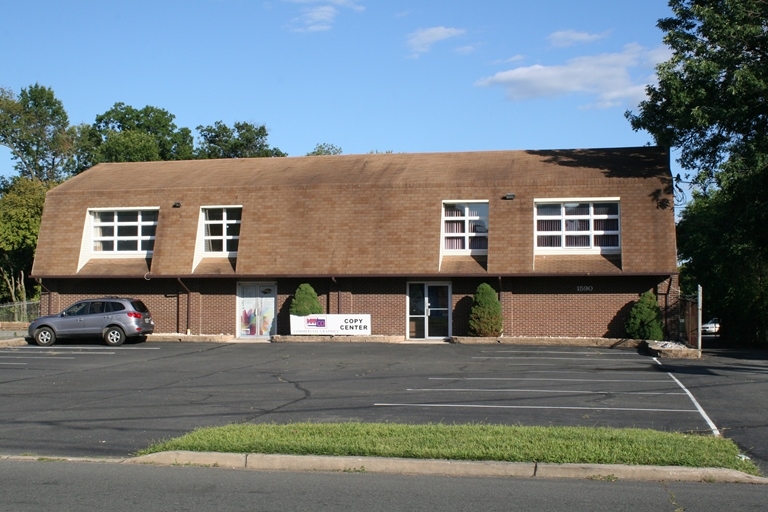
[{"x1": 0, "y1": 341, "x2": 766, "y2": 471}]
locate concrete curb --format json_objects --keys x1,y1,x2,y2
[
  {"x1": 0, "y1": 337, "x2": 28, "y2": 347},
  {"x1": 646, "y1": 341, "x2": 702, "y2": 359},
  {"x1": 3, "y1": 335, "x2": 704, "y2": 361},
  {"x1": 451, "y1": 336, "x2": 643, "y2": 348},
  {"x1": 122, "y1": 451, "x2": 768, "y2": 483}
]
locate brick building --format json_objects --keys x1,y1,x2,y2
[{"x1": 31, "y1": 147, "x2": 679, "y2": 341}]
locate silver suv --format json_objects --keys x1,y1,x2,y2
[{"x1": 28, "y1": 298, "x2": 155, "y2": 347}]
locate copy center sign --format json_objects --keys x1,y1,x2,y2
[{"x1": 290, "y1": 314, "x2": 371, "y2": 335}]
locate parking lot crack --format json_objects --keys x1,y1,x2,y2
[
  {"x1": 662, "y1": 482, "x2": 685, "y2": 512},
  {"x1": 238, "y1": 374, "x2": 311, "y2": 422}
]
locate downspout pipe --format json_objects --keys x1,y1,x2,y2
[
  {"x1": 498, "y1": 276, "x2": 504, "y2": 337},
  {"x1": 331, "y1": 277, "x2": 340, "y2": 314},
  {"x1": 177, "y1": 278, "x2": 192, "y2": 335}
]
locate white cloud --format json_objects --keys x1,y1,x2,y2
[
  {"x1": 284, "y1": 0, "x2": 364, "y2": 32},
  {"x1": 547, "y1": 29, "x2": 609, "y2": 48},
  {"x1": 643, "y1": 45, "x2": 673, "y2": 67},
  {"x1": 406, "y1": 26, "x2": 466, "y2": 57},
  {"x1": 456, "y1": 43, "x2": 482, "y2": 55},
  {"x1": 493, "y1": 54, "x2": 525, "y2": 65},
  {"x1": 476, "y1": 44, "x2": 667, "y2": 109}
]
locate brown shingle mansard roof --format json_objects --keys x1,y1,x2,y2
[{"x1": 31, "y1": 147, "x2": 677, "y2": 278}]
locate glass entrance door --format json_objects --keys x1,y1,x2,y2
[
  {"x1": 237, "y1": 282, "x2": 277, "y2": 338},
  {"x1": 408, "y1": 282, "x2": 451, "y2": 339}
]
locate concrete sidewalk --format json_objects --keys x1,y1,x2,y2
[{"x1": 2, "y1": 452, "x2": 766, "y2": 483}]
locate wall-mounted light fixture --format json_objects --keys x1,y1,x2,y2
[
  {"x1": 172, "y1": 202, "x2": 182, "y2": 208},
  {"x1": 503, "y1": 193, "x2": 516, "y2": 200}
]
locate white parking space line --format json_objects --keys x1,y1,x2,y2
[
  {"x1": 430, "y1": 377, "x2": 673, "y2": 383},
  {"x1": 0, "y1": 362, "x2": 26, "y2": 365},
  {"x1": 667, "y1": 373, "x2": 720, "y2": 436},
  {"x1": 372, "y1": 350, "x2": 719, "y2": 431},
  {"x1": 1, "y1": 352, "x2": 115, "y2": 356},
  {"x1": 408, "y1": 388, "x2": 686, "y2": 395},
  {"x1": 0, "y1": 356, "x2": 75, "y2": 360},
  {"x1": 6, "y1": 346, "x2": 161, "y2": 350},
  {"x1": 483, "y1": 350, "x2": 642, "y2": 355},
  {"x1": 374, "y1": 403, "x2": 699, "y2": 413},
  {"x1": 646, "y1": 356, "x2": 722, "y2": 436}
]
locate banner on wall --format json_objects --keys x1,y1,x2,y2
[{"x1": 290, "y1": 314, "x2": 371, "y2": 335}]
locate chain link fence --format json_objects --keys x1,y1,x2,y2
[{"x1": 0, "y1": 301, "x2": 40, "y2": 323}]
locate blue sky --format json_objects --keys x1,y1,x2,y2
[{"x1": 1, "y1": 0, "x2": 675, "y2": 177}]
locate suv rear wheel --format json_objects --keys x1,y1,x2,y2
[
  {"x1": 103, "y1": 326, "x2": 125, "y2": 347},
  {"x1": 34, "y1": 327, "x2": 56, "y2": 347}
]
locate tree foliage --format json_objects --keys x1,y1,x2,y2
[
  {"x1": 89, "y1": 103, "x2": 195, "y2": 165},
  {"x1": 625, "y1": 291, "x2": 664, "y2": 341},
  {"x1": 626, "y1": 0, "x2": 768, "y2": 345},
  {"x1": 290, "y1": 283, "x2": 323, "y2": 316},
  {"x1": 0, "y1": 84, "x2": 291, "y2": 308},
  {"x1": 0, "y1": 84, "x2": 75, "y2": 183},
  {"x1": 98, "y1": 130, "x2": 162, "y2": 163},
  {"x1": 468, "y1": 283, "x2": 503, "y2": 337},
  {"x1": 196, "y1": 121, "x2": 286, "y2": 159},
  {"x1": 0, "y1": 177, "x2": 49, "y2": 303},
  {"x1": 677, "y1": 169, "x2": 768, "y2": 343},
  {"x1": 306, "y1": 143, "x2": 342, "y2": 156},
  {"x1": 627, "y1": 0, "x2": 768, "y2": 185}
]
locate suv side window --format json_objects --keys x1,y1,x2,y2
[
  {"x1": 130, "y1": 300, "x2": 149, "y2": 313},
  {"x1": 110, "y1": 302, "x2": 126, "y2": 312},
  {"x1": 64, "y1": 302, "x2": 89, "y2": 316},
  {"x1": 89, "y1": 301, "x2": 107, "y2": 314}
]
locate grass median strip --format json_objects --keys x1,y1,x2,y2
[{"x1": 137, "y1": 422, "x2": 760, "y2": 475}]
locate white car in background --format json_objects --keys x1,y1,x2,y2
[{"x1": 701, "y1": 318, "x2": 720, "y2": 335}]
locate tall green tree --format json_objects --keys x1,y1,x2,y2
[
  {"x1": 98, "y1": 130, "x2": 162, "y2": 163},
  {"x1": 627, "y1": 0, "x2": 768, "y2": 185},
  {"x1": 626, "y1": 0, "x2": 768, "y2": 344},
  {"x1": 196, "y1": 121, "x2": 286, "y2": 159},
  {"x1": 0, "y1": 177, "x2": 49, "y2": 305},
  {"x1": 87, "y1": 103, "x2": 194, "y2": 165},
  {"x1": 677, "y1": 169, "x2": 768, "y2": 343},
  {"x1": 0, "y1": 84, "x2": 76, "y2": 183}
]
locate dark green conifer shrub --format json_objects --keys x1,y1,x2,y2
[
  {"x1": 625, "y1": 291, "x2": 664, "y2": 340},
  {"x1": 290, "y1": 283, "x2": 323, "y2": 316},
  {"x1": 468, "y1": 283, "x2": 503, "y2": 337}
]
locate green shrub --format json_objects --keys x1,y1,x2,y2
[
  {"x1": 290, "y1": 283, "x2": 323, "y2": 316},
  {"x1": 468, "y1": 283, "x2": 503, "y2": 337},
  {"x1": 625, "y1": 291, "x2": 664, "y2": 340}
]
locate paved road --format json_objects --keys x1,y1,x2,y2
[
  {"x1": 2, "y1": 457, "x2": 767, "y2": 512},
  {"x1": 2, "y1": 341, "x2": 766, "y2": 472}
]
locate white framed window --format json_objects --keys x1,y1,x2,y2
[
  {"x1": 442, "y1": 201, "x2": 489, "y2": 254},
  {"x1": 90, "y1": 209, "x2": 158, "y2": 254},
  {"x1": 534, "y1": 198, "x2": 620, "y2": 254},
  {"x1": 202, "y1": 207, "x2": 242, "y2": 254}
]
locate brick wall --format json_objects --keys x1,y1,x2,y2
[
  {"x1": 501, "y1": 276, "x2": 670, "y2": 338},
  {"x1": 42, "y1": 278, "x2": 183, "y2": 333},
  {"x1": 41, "y1": 274, "x2": 679, "y2": 339}
]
